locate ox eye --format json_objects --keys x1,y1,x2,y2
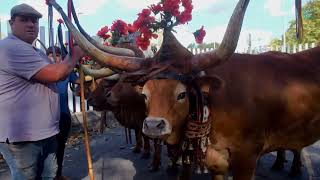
[
  {"x1": 142, "y1": 93, "x2": 147, "y2": 101},
  {"x1": 177, "y1": 92, "x2": 186, "y2": 101}
]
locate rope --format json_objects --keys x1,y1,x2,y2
[{"x1": 67, "y1": 1, "x2": 94, "y2": 179}]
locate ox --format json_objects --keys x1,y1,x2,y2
[
  {"x1": 87, "y1": 79, "x2": 163, "y2": 171},
  {"x1": 49, "y1": 0, "x2": 313, "y2": 179}
]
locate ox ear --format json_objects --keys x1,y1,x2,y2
[{"x1": 194, "y1": 75, "x2": 224, "y2": 94}]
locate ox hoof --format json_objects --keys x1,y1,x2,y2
[
  {"x1": 141, "y1": 152, "x2": 151, "y2": 159},
  {"x1": 148, "y1": 163, "x2": 161, "y2": 172},
  {"x1": 132, "y1": 147, "x2": 141, "y2": 154}
]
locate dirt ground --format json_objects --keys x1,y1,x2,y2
[{"x1": 1, "y1": 111, "x2": 319, "y2": 180}]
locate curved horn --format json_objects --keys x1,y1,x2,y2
[
  {"x1": 103, "y1": 74, "x2": 120, "y2": 81},
  {"x1": 81, "y1": 64, "x2": 116, "y2": 79},
  {"x1": 48, "y1": 0, "x2": 144, "y2": 71},
  {"x1": 191, "y1": 0, "x2": 250, "y2": 70},
  {"x1": 70, "y1": 1, "x2": 135, "y2": 57}
]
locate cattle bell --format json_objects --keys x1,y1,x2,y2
[{"x1": 184, "y1": 155, "x2": 191, "y2": 164}]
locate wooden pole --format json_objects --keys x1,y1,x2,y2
[{"x1": 79, "y1": 66, "x2": 94, "y2": 180}]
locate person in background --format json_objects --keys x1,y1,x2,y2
[
  {"x1": 46, "y1": 46, "x2": 78, "y2": 180},
  {"x1": 0, "y1": 3, "x2": 85, "y2": 180}
]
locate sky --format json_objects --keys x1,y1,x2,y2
[{"x1": 0, "y1": 0, "x2": 310, "y2": 51}]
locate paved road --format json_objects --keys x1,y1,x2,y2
[{"x1": 1, "y1": 112, "x2": 320, "y2": 180}]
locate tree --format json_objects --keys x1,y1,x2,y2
[{"x1": 270, "y1": 0, "x2": 320, "y2": 47}]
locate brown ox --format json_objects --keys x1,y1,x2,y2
[
  {"x1": 88, "y1": 80, "x2": 165, "y2": 171},
  {"x1": 49, "y1": 0, "x2": 310, "y2": 179},
  {"x1": 141, "y1": 47, "x2": 320, "y2": 179}
]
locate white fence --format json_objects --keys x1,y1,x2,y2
[{"x1": 188, "y1": 42, "x2": 317, "y2": 55}]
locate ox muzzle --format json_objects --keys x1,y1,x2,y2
[{"x1": 142, "y1": 117, "x2": 172, "y2": 138}]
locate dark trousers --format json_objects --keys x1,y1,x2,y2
[{"x1": 56, "y1": 112, "x2": 71, "y2": 177}]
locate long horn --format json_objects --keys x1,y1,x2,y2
[
  {"x1": 70, "y1": 1, "x2": 136, "y2": 57},
  {"x1": 191, "y1": 0, "x2": 250, "y2": 71},
  {"x1": 48, "y1": 0, "x2": 144, "y2": 71},
  {"x1": 103, "y1": 74, "x2": 120, "y2": 81},
  {"x1": 81, "y1": 64, "x2": 116, "y2": 79}
]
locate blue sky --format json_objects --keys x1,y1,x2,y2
[{"x1": 0, "y1": 0, "x2": 310, "y2": 51}]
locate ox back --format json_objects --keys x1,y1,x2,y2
[{"x1": 206, "y1": 47, "x2": 320, "y2": 153}]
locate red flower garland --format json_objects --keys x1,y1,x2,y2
[
  {"x1": 193, "y1": 26, "x2": 206, "y2": 44},
  {"x1": 111, "y1": 20, "x2": 128, "y2": 36},
  {"x1": 57, "y1": 18, "x2": 64, "y2": 24},
  {"x1": 97, "y1": 26, "x2": 111, "y2": 40},
  {"x1": 132, "y1": 0, "x2": 193, "y2": 50}
]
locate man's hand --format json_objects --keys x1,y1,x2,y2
[{"x1": 73, "y1": 45, "x2": 86, "y2": 61}]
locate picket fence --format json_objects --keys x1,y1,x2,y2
[{"x1": 188, "y1": 42, "x2": 317, "y2": 55}]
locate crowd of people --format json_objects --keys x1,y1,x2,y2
[{"x1": 0, "y1": 3, "x2": 85, "y2": 180}]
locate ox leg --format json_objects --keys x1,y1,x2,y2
[
  {"x1": 289, "y1": 150, "x2": 302, "y2": 177},
  {"x1": 99, "y1": 111, "x2": 107, "y2": 134},
  {"x1": 178, "y1": 154, "x2": 192, "y2": 180},
  {"x1": 166, "y1": 144, "x2": 181, "y2": 175},
  {"x1": 141, "y1": 134, "x2": 151, "y2": 159},
  {"x1": 133, "y1": 129, "x2": 142, "y2": 153},
  {"x1": 231, "y1": 153, "x2": 257, "y2": 180},
  {"x1": 149, "y1": 139, "x2": 162, "y2": 172},
  {"x1": 271, "y1": 150, "x2": 286, "y2": 171}
]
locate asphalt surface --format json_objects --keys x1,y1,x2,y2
[{"x1": 1, "y1": 111, "x2": 320, "y2": 180}]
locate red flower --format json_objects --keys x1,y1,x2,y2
[
  {"x1": 57, "y1": 19, "x2": 64, "y2": 24},
  {"x1": 111, "y1": 20, "x2": 128, "y2": 35},
  {"x1": 80, "y1": 55, "x2": 92, "y2": 64},
  {"x1": 97, "y1": 26, "x2": 110, "y2": 40},
  {"x1": 150, "y1": 4, "x2": 162, "y2": 14},
  {"x1": 177, "y1": 11, "x2": 192, "y2": 24},
  {"x1": 163, "y1": 0, "x2": 180, "y2": 16},
  {"x1": 141, "y1": 9, "x2": 151, "y2": 17},
  {"x1": 193, "y1": 26, "x2": 206, "y2": 44},
  {"x1": 127, "y1": 24, "x2": 137, "y2": 33},
  {"x1": 136, "y1": 36, "x2": 150, "y2": 50}
]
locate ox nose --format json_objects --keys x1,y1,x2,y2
[{"x1": 143, "y1": 117, "x2": 172, "y2": 138}]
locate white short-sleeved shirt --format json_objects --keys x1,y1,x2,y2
[{"x1": 0, "y1": 34, "x2": 59, "y2": 142}]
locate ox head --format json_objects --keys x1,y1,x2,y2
[
  {"x1": 141, "y1": 76, "x2": 223, "y2": 144},
  {"x1": 48, "y1": 0, "x2": 250, "y2": 144},
  {"x1": 85, "y1": 42, "x2": 146, "y2": 110}
]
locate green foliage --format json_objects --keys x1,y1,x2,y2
[
  {"x1": 187, "y1": 42, "x2": 220, "y2": 50},
  {"x1": 271, "y1": 0, "x2": 320, "y2": 46},
  {"x1": 270, "y1": 38, "x2": 282, "y2": 47}
]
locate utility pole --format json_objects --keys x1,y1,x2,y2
[
  {"x1": 247, "y1": 33, "x2": 252, "y2": 53},
  {"x1": 7, "y1": 20, "x2": 11, "y2": 35},
  {"x1": 40, "y1": 26, "x2": 46, "y2": 52},
  {"x1": 282, "y1": 0, "x2": 286, "y2": 52},
  {"x1": 0, "y1": 18, "x2": 2, "y2": 39}
]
